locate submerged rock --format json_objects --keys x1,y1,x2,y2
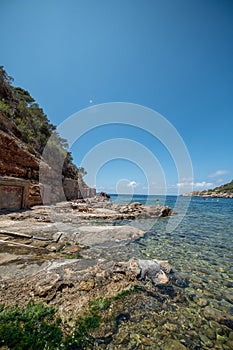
[
  {"x1": 163, "y1": 339, "x2": 187, "y2": 350},
  {"x1": 203, "y1": 306, "x2": 233, "y2": 329}
]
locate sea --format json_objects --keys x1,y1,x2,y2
[{"x1": 105, "y1": 194, "x2": 233, "y2": 349}]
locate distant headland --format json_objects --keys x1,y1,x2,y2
[{"x1": 181, "y1": 180, "x2": 233, "y2": 198}]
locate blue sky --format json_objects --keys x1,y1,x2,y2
[{"x1": 1, "y1": 0, "x2": 232, "y2": 194}]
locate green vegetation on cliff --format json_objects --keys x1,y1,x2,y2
[
  {"x1": 0, "y1": 66, "x2": 55, "y2": 154},
  {"x1": 0, "y1": 66, "x2": 83, "y2": 179},
  {"x1": 212, "y1": 180, "x2": 233, "y2": 194},
  {"x1": 183, "y1": 179, "x2": 233, "y2": 197}
]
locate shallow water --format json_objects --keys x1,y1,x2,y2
[{"x1": 99, "y1": 195, "x2": 233, "y2": 349}]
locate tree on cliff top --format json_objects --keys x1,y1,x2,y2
[
  {"x1": 0, "y1": 66, "x2": 83, "y2": 180},
  {"x1": 0, "y1": 66, "x2": 14, "y2": 103},
  {"x1": 213, "y1": 180, "x2": 233, "y2": 193}
]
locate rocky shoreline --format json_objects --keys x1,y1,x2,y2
[
  {"x1": 0, "y1": 196, "x2": 174, "y2": 320},
  {"x1": 0, "y1": 194, "x2": 173, "y2": 249},
  {"x1": 1, "y1": 196, "x2": 233, "y2": 349}
]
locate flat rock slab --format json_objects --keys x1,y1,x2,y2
[{"x1": 62, "y1": 225, "x2": 145, "y2": 246}]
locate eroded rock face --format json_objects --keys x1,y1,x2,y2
[{"x1": 0, "y1": 130, "x2": 40, "y2": 180}]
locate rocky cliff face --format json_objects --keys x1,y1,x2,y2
[
  {"x1": 0, "y1": 113, "x2": 42, "y2": 207},
  {"x1": 0, "y1": 112, "x2": 95, "y2": 208},
  {"x1": 0, "y1": 129, "x2": 40, "y2": 180}
]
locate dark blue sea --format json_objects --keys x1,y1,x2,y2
[{"x1": 106, "y1": 194, "x2": 233, "y2": 349}]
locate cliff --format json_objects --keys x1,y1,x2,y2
[
  {"x1": 0, "y1": 67, "x2": 95, "y2": 209},
  {"x1": 0, "y1": 113, "x2": 40, "y2": 180}
]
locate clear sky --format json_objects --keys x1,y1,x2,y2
[{"x1": 1, "y1": 0, "x2": 232, "y2": 194}]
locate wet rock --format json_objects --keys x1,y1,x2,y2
[
  {"x1": 199, "y1": 334, "x2": 213, "y2": 347},
  {"x1": 203, "y1": 306, "x2": 233, "y2": 329},
  {"x1": 159, "y1": 260, "x2": 172, "y2": 273},
  {"x1": 163, "y1": 339, "x2": 187, "y2": 350},
  {"x1": 205, "y1": 327, "x2": 216, "y2": 340},
  {"x1": 226, "y1": 340, "x2": 233, "y2": 348},
  {"x1": 216, "y1": 334, "x2": 227, "y2": 343},
  {"x1": 163, "y1": 322, "x2": 178, "y2": 331},
  {"x1": 138, "y1": 259, "x2": 160, "y2": 279},
  {"x1": 196, "y1": 298, "x2": 209, "y2": 307}
]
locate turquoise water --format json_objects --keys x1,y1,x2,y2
[{"x1": 105, "y1": 194, "x2": 233, "y2": 349}]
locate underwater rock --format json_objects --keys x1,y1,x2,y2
[
  {"x1": 199, "y1": 334, "x2": 213, "y2": 347},
  {"x1": 163, "y1": 339, "x2": 187, "y2": 350},
  {"x1": 196, "y1": 297, "x2": 209, "y2": 307},
  {"x1": 203, "y1": 306, "x2": 233, "y2": 329}
]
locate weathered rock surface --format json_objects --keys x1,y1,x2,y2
[{"x1": 63, "y1": 225, "x2": 145, "y2": 246}]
